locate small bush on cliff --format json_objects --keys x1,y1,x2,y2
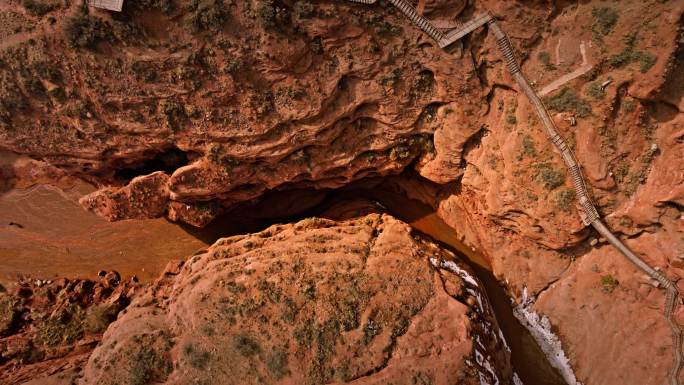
[
  {"x1": 266, "y1": 348, "x2": 290, "y2": 379},
  {"x1": 295, "y1": 1, "x2": 315, "y2": 18},
  {"x1": 22, "y1": 0, "x2": 59, "y2": 16},
  {"x1": 257, "y1": 0, "x2": 291, "y2": 30},
  {"x1": 233, "y1": 334, "x2": 261, "y2": 356},
  {"x1": 133, "y1": 0, "x2": 175, "y2": 13},
  {"x1": 592, "y1": 7, "x2": 618, "y2": 36},
  {"x1": 35, "y1": 304, "x2": 84, "y2": 346},
  {"x1": 607, "y1": 32, "x2": 657, "y2": 72},
  {"x1": 187, "y1": 0, "x2": 228, "y2": 33},
  {"x1": 555, "y1": 188, "x2": 575, "y2": 212},
  {"x1": 0, "y1": 295, "x2": 17, "y2": 335},
  {"x1": 586, "y1": 81, "x2": 605, "y2": 99},
  {"x1": 600, "y1": 274, "x2": 619, "y2": 293},
  {"x1": 534, "y1": 163, "x2": 566, "y2": 190},
  {"x1": 63, "y1": 12, "x2": 111, "y2": 49},
  {"x1": 543, "y1": 87, "x2": 592, "y2": 118},
  {"x1": 537, "y1": 51, "x2": 556, "y2": 71},
  {"x1": 182, "y1": 343, "x2": 210, "y2": 369}
]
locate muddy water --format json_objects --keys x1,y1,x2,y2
[{"x1": 0, "y1": 183, "x2": 208, "y2": 285}]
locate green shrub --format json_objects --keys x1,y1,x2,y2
[
  {"x1": 266, "y1": 348, "x2": 290, "y2": 379},
  {"x1": 537, "y1": 51, "x2": 556, "y2": 70},
  {"x1": 535, "y1": 163, "x2": 566, "y2": 190},
  {"x1": 295, "y1": 1, "x2": 315, "y2": 18},
  {"x1": 506, "y1": 113, "x2": 517, "y2": 124},
  {"x1": 555, "y1": 188, "x2": 575, "y2": 212},
  {"x1": 521, "y1": 135, "x2": 537, "y2": 157},
  {"x1": 256, "y1": 0, "x2": 290, "y2": 30},
  {"x1": 0, "y1": 295, "x2": 17, "y2": 335},
  {"x1": 187, "y1": 0, "x2": 227, "y2": 33},
  {"x1": 586, "y1": 81, "x2": 605, "y2": 99},
  {"x1": 639, "y1": 52, "x2": 657, "y2": 72},
  {"x1": 182, "y1": 343, "x2": 210, "y2": 369},
  {"x1": 83, "y1": 305, "x2": 117, "y2": 333},
  {"x1": 600, "y1": 274, "x2": 619, "y2": 293},
  {"x1": 592, "y1": 7, "x2": 619, "y2": 36},
  {"x1": 544, "y1": 87, "x2": 592, "y2": 117},
  {"x1": 133, "y1": 0, "x2": 174, "y2": 13},
  {"x1": 63, "y1": 13, "x2": 111, "y2": 49},
  {"x1": 22, "y1": 0, "x2": 59, "y2": 16},
  {"x1": 233, "y1": 334, "x2": 261, "y2": 356}
]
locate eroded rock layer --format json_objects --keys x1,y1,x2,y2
[{"x1": 79, "y1": 214, "x2": 510, "y2": 385}]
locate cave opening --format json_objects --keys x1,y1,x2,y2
[
  {"x1": 113, "y1": 146, "x2": 190, "y2": 183},
  {"x1": 180, "y1": 173, "x2": 568, "y2": 385}
]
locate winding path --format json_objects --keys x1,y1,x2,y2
[{"x1": 348, "y1": 1, "x2": 683, "y2": 384}]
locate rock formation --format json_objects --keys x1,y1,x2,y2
[{"x1": 78, "y1": 214, "x2": 510, "y2": 385}]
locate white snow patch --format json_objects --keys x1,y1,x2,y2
[
  {"x1": 443, "y1": 260, "x2": 480, "y2": 287},
  {"x1": 514, "y1": 285, "x2": 582, "y2": 385},
  {"x1": 513, "y1": 372, "x2": 524, "y2": 385}
]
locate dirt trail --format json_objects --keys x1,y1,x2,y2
[{"x1": 539, "y1": 41, "x2": 593, "y2": 96}]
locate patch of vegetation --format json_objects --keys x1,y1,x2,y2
[
  {"x1": 183, "y1": 343, "x2": 210, "y2": 369},
  {"x1": 621, "y1": 98, "x2": 636, "y2": 113},
  {"x1": 132, "y1": 0, "x2": 175, "y2": 13},
  {"x1": 83, "y1": 305, "x2": 117, "y2": 334},
  {"x1": 537, "y1": 51, "x2": 556, "y2": 70},
  {"x1": 295, "y1": 1, "x2": 315, "y2": 18},
  {"x1": 362, "y1": 318, "x2": 380, "y2": 344},
  {"x1": 638, "y1": 52, "x2": 657, "y2": 73},
  {"x1": 22, "y1": 0, "x2": 59, "y2": 16},
  {"x1": 0, "y1": 295, "x2": 17, "y2": 335},
  {"x1": 233, "y1": 334, "x2": 261, "y2": 356},
  {"x1": 506, "y1": 110, "x2": 517, "y2": 125},
  {"x1": 591, "y1": 7, "x2": 619, "y2": 36},
  {"x1": 63, "y1": 12, "x2": 112, "y2": 49},
  {"x1": 555, "y1": 188, "x2": 575, "y2": 212},
  {"x1": 256, "y1": 0, "x2": 290, "y2": 30},
  {"x1": 389, "y1": 145, "x2": 411, "y2": 161},
  {"x1": 412, "y1": 371, "x2": 434, "y2": 385},
  {"x1": 586, "y1": 81, "x2": 605, "y2": 99},
  {"x1": 608, "y1": 32, "x2": 657, "y2": 72},
  {"x1": 534, "y1": 162, "x2": 566, "y2": 190},
  {"x1": 187, "y1": 0, "x2": 228, "y2": 33},
  {"x1": 543, "y1": 87, "x2": 592, "y2": 117},
  {"x1": 600, "y1": 274, "x2": 619, "y2": 293},
  {"x1": 310, "y1": 36, "x2": 323, "y2": 54},
  {"x1": 35, "y1": 304, "x2": 85, "y2": 346},
  {"x1": 160, "y1": 99, "x2": 186, "y2": 131},
  {"x1": 223, "y1": 57, "x2": 244, "y2": 74},
  {"x1": 129, "y1": 339, "x2": 173, "y2": 385},
  {"x1": 521, "y1": 135, "x2": 537, "y2": 158},
  {"x1": 411, "y1": 70, "x2": 434, "y2": 96},
  {"x1": 266, "y1": 348, "x2": 290, "y2": 379},
  {"x1": 364, "y1": 14, "x2": 401, "y2": 36}
]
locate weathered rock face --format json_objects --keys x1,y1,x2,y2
[
  {"x1": 0, "y1": 0, "x2": 483, "y2": 225},
  {"x1": 0, "y1": 273, "x2": 137, "y2": 385},
  {"x1": 79, "y1": 213, "x2": 511, "y2": 385}
]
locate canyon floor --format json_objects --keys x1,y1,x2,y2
[{"x1": 1, "y1": 0, "x2": 683, "y2": 384}]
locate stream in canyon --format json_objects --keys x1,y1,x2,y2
[{"x1": 0, "y1": 181, "x2": 567, "y2": 384}]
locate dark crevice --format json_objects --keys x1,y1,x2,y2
[
  {"x1": 113, "y1": 146, "x2": 190, "y2": 183},
  {"x1": 458, "y1": 126, "x2": 487, "y2": 169}
]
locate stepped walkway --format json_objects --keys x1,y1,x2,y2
[{"x1": 348, "y1": 1, "x2": 683, "y2": 384}]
